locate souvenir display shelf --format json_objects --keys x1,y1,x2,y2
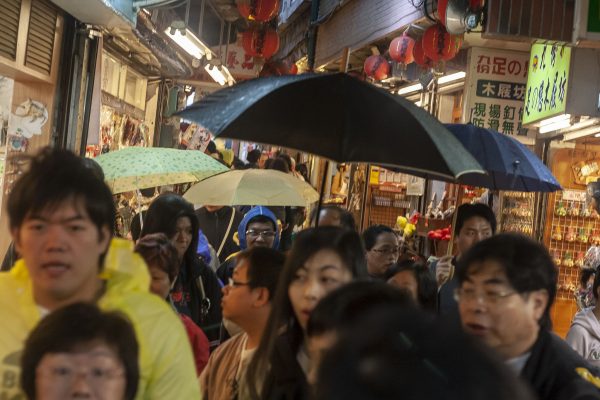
[
  {"x1": 369, "y1": 186, "x2": 412, "y2": 227},
  {"x1": 498, "y1": 191, "x2": 535, "y2": 235},
  {"x1": 547, "y1": 190, "x2": 599, "y2": 300}
]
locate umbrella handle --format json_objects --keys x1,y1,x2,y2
[
  {"x1": 509, "y1": 160, "x2": 520, "y2": 190},
  {"x1": 446, "y1": 186, "x2": 463, "y2": 256},
  {"x1": 315, "y1": 160, "x2": 330, "y2": 227}
]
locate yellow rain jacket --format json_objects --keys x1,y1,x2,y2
[{"x1": 0, "y1": 238, "x2": 201, "y2": 399}]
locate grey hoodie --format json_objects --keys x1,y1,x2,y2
[{"x1": 565, "y1": 308, "x2": 600, "y2": 367}]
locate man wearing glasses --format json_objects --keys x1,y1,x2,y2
[
  {"x1": 456, "y1": 233, "x2": 600, "y2": 400},
  {"x1": 216, "y1": 206, "x2": 281, "y2": 285},
  {"x1": 201, "y1": 247, "x2": 285, "y2": 399}
]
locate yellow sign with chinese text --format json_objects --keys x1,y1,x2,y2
[{"x1": 523, "y1": 42, "x2": 571, "y2": 124}]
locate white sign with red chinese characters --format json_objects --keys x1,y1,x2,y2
[
  {"x1": 463, "y1": 47, "x2": 534, "y2": 140},
  {"x1": 213, "y1": 43, "x2": 260, "y2": 79}
]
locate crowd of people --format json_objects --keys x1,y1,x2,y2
[{"x1": 1, "y1": 146, "x2": 600, "y2": 399}]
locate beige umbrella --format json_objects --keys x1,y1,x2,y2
[{"x1": 183, "y1": 169, "x2": 319, "y2": 206}]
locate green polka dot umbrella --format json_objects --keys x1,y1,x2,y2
[{"x1": 95, "y1": 147, "x2": 228, "y2": 194}]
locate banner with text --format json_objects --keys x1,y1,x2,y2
[{"x1": 464, "y1": 47, "x2": 532, "y2": 138}]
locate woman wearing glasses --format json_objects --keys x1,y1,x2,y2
[
  {"x1": 141, "y1": 194, "x2": 223, "y2": 348},
  {"x1": 362, "y1": 224, "x2": 400, "y2": 280},
  {"x1": 245, "y1": 226, "x2": 367, "y2": 400}
]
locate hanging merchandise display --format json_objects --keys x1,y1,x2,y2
[
  {"x1": 363, "y1": 55, "x2": 390, "y2": 81},
  {"x1": 242, "y1": 28, "x2": 280, "y2": 59},
  {"x1": 389, "y1": 33, "x2": 415, "y2": 66},
  {"x1": 498, "y1": 191, "x2": 535, "y2": 235},
  {"x1": 237, "y1": 0, "x2": 279, "y2": 22},
  {"x1": 98, "y1": 106, "x2": 150, "y2": 154}
]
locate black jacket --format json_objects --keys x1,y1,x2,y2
[
  {"x1": 521, "y1": 329, "x2": 600, "y2": 400},
  {"x1": 195, "y1": 207, "x2": 243, "y2": 263},
  {"x1": 175, "y1": 257, "x2": 223, "y2": 348},
  {"x1": 261, "y1": 334, "x2": 308, "y2": 400}
]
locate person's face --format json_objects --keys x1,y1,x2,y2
[
  {"x1": 221, "y1": 259, "x2": 264, "y2": 326},
  {"x1": 12, "y1": 198, "x2": 111, "y2": 308},
  {"x1": 366, "y1": 232, "x2": 399, "y2": 277},
  {"x1": 35, "y1": 343, "x2": 126, "y2": 400},
  {"x1": 171, "y1": 217, "x2": 192, "y2": 261},
  {"x1": 246, "y1": 221, "x2": 276, "y2": 249},
  {"x1": 288, "y1": 249, "x2": 353, "y2": 331},
  {"x1": 387, "y1": 270, "x2": 418, "y2": 302},
  {"x1": 148, "y1": 265, "x2": 171, "y2": 300},
  {"x1": 457, "y1": 260, "x2": 548, "y2": 360},
  {"x1": 316, "y1": 209, "x2": 341, "y2": 227},
  {"x1": 456, "y1": 216, "x2": 493, "y2": 257}
]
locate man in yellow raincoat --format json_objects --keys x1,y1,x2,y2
[{"x1": 0, "y1": 148, "x2": 201, "y2": 399}]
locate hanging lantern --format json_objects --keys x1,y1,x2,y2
[
  {"x1": 412, "y1": 38, "x2": 432, "y2": 68},
  {"x1": 422, "y1": 23, "x2": 456, "y2": 62},
  {"x1": 237, "y1": 0, "x2": 279, "y2": 22},
  {"x1": 437, "y1": 0, "x2": 448, "y2": 28},
  {"x1": 363, "y1": 55, "x2": 390, "y2": 81},
  {"x1": 446, "y1": 34, "x2": 464, "y2": 60},
  {"x1": 242, "y1": 28, "x2": 280, "y2": 59},
  {"x1": 259, "y1": 60, "x2": 297, "y2": 77},
  {"x1": 389, "y1": 33, "x2": 415, "y2": 65}
]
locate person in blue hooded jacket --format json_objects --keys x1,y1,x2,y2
[{"x1": 216, "y1": 206, "x2": 281, "y2": 285}]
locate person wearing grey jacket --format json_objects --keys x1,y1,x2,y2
[{"x1": 566, "y1": 270, "x2": 600, "y2": 367}]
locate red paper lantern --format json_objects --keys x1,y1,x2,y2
[
  {"x1": 242, "y1": 28, "x2": 280, "y2": 59},
  {"x1": 422, "y1": 23, "x2": 456, "y2": 62},
  {"x1": 412, "y1": 39, "x2": 432, "y2": 68},
  {"x1": 389, "y1": 33, "x2": 415, "y2": 64},
  {"x1": 447, "y1": 34, "x2": 464, "y2": 59},
  {"x1": 237, "y1": 0, "x2": 279, "y2": 22},
  {"x1": 259, "y1": 60, "x2": 297, "y2": 77},
  {"x1": 437, "y1": 0, "x2": 448, "y2": 27},
  {"x1": 363, "y1": 55, "x2": 390, "y2": 81}
]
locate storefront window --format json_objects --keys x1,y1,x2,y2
[
  {"x1": 102, "y1": 54, "x2": 121, "y2": 98},
  {"x1": 124, "y1": 68, "x2": 146, "y2": 110}
]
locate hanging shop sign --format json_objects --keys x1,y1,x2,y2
[
  {"x1": 522, "y1": 42, "x2": 571, "y2": 125},
  {"x1": 464, "y1": 47, "x2": 532, "y2": 138},
  {"x1": 214, "y1": 43, "x2": 261, "y2": 79}
]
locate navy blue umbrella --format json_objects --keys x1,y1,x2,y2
[{"x1": 445, "y1": 124, "x2": 561, "y2": 192}]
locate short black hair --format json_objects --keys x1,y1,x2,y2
[
  {"x1": 21, "y1": 303, "x2": 139, "y2": 400},
  {"x1": 135, "y1": 233, "x2": 180, "y2": 282},
  {"x1": 277, "y1": 154, "x2": 293, "y2": 171},
  {"x1": 7, "y1": 148, "x2": 115, "y2": 258},
  {"x1": 269, "y1": 158, "x2": 290, "y2": 174},
  {"x1": 247, "y1": 215, "x2": 276, "y2": 231},
  {"x1": 247, "y1": 149, "x2": 261, "y2": 164},
  {"x1": 385, "y1": 261, "x2": 437, "y2": 311},
  {"x1": 457, "y1": 233, "x2": 557, "y2": 330},
  {"x1": 206, "y1": 140, "x2": 217, "y2": 154},
  {"x1": 307, "y1": 280, "x2": 413, "y2": 338},
  {"x1": 236, "y1": 247, "x2": 285, "y2": 301},
  {"x1": 362, "y1": 224, "x2": 395, "y2": 250},
  {"x1": 310, "y1": 205, "x2": 357, "y2": 231},
  {"x1": 315, "y1": 305, "x2": 533, "y2": 400},
  {"x1": 455, "y1": 203, "x2": 497, "y2": 236}
]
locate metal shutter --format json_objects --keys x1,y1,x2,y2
[
  {"x1": 25, "y1": 0, "x2": 57, "y2": 75},
  {"x1": 0, "y1": 0, "x2": 22, "y2": 61}
]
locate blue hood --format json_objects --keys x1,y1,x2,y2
[{"x1": 238, "y1": 206, "x2": 280, "y2": 250}]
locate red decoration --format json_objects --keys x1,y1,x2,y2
[
  {"x1": 422, "y1": 23, "x2": 458, "y2": 62},
  {"x1": 437, "y1": 0, "x2": 448, "y2": 26},
  {"x1": 242, "y1": 28, "x2": 280, "y2": 59},
  {"x1": 259, "y1": 60, "x2": 297, "y2": 77},
  {"x1": 470, "y1": 0, "x2": 484, "y2": 9},
  {"x1": 363, "y1": 55, "x2": 390, "y2": 81},
  {"x1": 389, "y1": 33, "x2": 415, "y2": 64},
  {"x1": 237, "y1": 0, "x2": 279, "y2": 22},
  {"x1": 412, "y1": 39, "x2": 432, "y2": 68}
]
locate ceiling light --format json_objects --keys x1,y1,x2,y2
[
  {"x1": 397, "y1": 83, "x2": 422, "y2": 96},
  {"x1": 538, "y1": 114, "x2": 572, "y2": 134},
  {"x1": 437, "y1": 71, "x2": 466, "y2": 84},
  {"x1": 205, "y1": 64, "x2": 226, "y2": 86},
  {"x1": 165, "y1": 27, "x2": 211, "y2": 60}
]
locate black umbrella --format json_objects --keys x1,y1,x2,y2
[{"x1": 177, "y1": 73, "x2": 483, "y2": 181}]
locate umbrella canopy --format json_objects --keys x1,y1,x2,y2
[
  {"x1": 445, "y1": 124, "x2": 562, "y2": 192},
  {"x1": 184, "y1": 169, "x2": 320, "y2": 206},
  {"x1": 176, "y1": 73, "x2": 484, "y2": 181},
  {"x1": 95, "y1": 147, "x2": 228, "y2": 194}
]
